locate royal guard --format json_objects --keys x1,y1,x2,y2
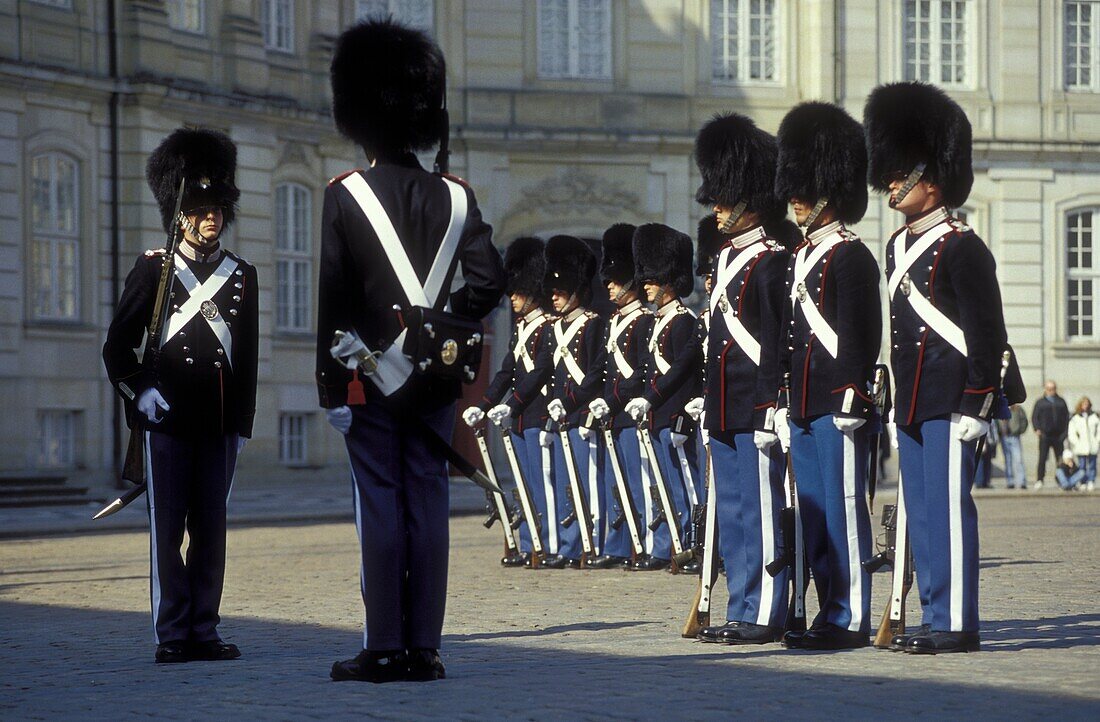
[
  {"x1": 865, "y1": 82, "x2": 1019, "y2": 654},
  {"x1": 103, "y1": 128, "x2": 256, "y2": 664},
  {"x1": 690, "y1": 113, "x2": 792, "y2": 645},
  {"x1": 463, "y1": 237, "x2": 555, "y2": 566},
  {"x1": 317, "y1": 19, "x2": 505, "y2": 682},
  {"x1": 773, "y1": 102, "x2": 882, "y2": 651},
  {"x1": 626, "y1": 224, "x2": 703, "y2": 571},
  {"x1": 543, "y1": 235, "x2": 607, "y2": 569},
  {"x1": 587, "y1": 224, "x2": 655, "y2": 568}
]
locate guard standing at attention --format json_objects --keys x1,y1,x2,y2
[{"x1": 318, "y1": 19, "x2": 505, "y2": 682}]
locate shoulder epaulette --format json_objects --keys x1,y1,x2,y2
[
  {"x1": 440, "y1": 172, "x2": 470, "y2": 188},
  {"x1": 584, "y1": 310, "x2": 599, "y2": 319},
  {"x1": 947, "y1": 217, "x2": 972, "y2": 234},
  {"x1": 839, "y1": 228, "x2": 860, "y2": 243},
  {"x1": 144, "y1": 248, "x2": 167, "y2": 257},
  {"x1": 329, "y1": 168, "x2": 365, "y2": 185}
]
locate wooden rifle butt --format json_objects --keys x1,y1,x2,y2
[
  {"x1": 529, "y1": 550, "x2": 542, "y2": 570},
  {"x1": 681, "y1": 582, "x2": 706, "y2": 639},
  {"x1": 873, "y1": 601, "x2": 895, "y2": 648}
]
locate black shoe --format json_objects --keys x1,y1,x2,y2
[
  {"x1": 541, "y1": 554, "x2": 568, "y2": 569},
  {"x1": 331, "y1": 649, "x2": 408, "y2": 683},
  {"x1": 782, "y1": 629, "x2": 809, "y2": 649},
  {"x1": 890, "y1": 624, "x2": 930, "y2": 652},
  {"x1": 800, "y1": 623, "x2": 869, "y2": 651},
  {"x1": 587, "y1": 555, "x2": 628, "y2": 569},
  {"x1": 501, "y1": 552, "x2": 529, "y2": 567},
  {"x1": 564, "y1": 557, "x2": 582, "y2": 569},
  {"x1": 697, "y1": 621, "x2": 738, "y2": 643},
  {"x1": 632, "y1": 556, "x2": 670, "y2": 571},
  {"x1": 906, "y1": 630, "x2": 980, "y2": 655},
  {"x1": 155, "y1": 641, "x2": 189, "y2": 664},
  {"x1": 406, "y1": 649, "x2": 446, "y2": 681},
  {"x1": 620, "y1": 556, "x2": 636, "y2": 569},
  {"x1": 721, "y1": 623, "x2": 784, "y2": 645},
  {"x1": 679, "y1": 558, "x2": 702, "y2": 575},
  {"x1": 188, "y1": 640, "x2": 241, "y2": 661}
]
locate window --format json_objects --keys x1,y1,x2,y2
[
  {"x1": 167, "y1": 0, "x2": 205, "y2": 33},
  {"x1": 279, "y1": 413, "x2": 309, "y2": 465},
  {"x1": 903, "y1": 0, "x2": 971, "y2": 87},
  {"x1": 355, "y1": 0, "x2": 433, "y2": 31},
  {"x1": 38, "y1": 410, "x2": 78, "y2": 468},
  {"x1": 1065, "y1": 2, "x2": 1099, "y2": 90},
  {"x1": 711, "y1": 0, "x2": 779, "y2": 84},
  {"x1": 1067, "y1": 209, "x2": 1098, "y2": 340},
  {"x1": 261, "y1": 0, "x2": 294, "y2": 52},
  {"x1": 30, "y1": 153, "x2": 80, "y2": 321},
  {"x1": 275, "y1": 183, "x2": 312, "y2": 332},
  {"x1": 537, "y1": 0, "x2": 612, "y2": 80}
]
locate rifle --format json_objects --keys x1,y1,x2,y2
[
  {"x1": 868, "y1": 364, "x2": 891, "y2": 511},
  {"x1": 474, "y1": 426, "x2": 520, "y2": 562},
  {"x1": 766, "y1": 456, "x2": 807, "y2": 632},
  {"x1": 495, "y1": 418, "x2": 545, "y2": 568},
  {"x1": 94, "y1": 176, "x2": 187, "y2": 520},
  {"x1": 602, "y1": 419, "x2": 645, "y2": 559},
  {"x1": 682, "y1": 442, "x2": 719, "y2": 638},
  {"x1": 557, "y1": 422, "x2": 596, "y2": 563},
  {"x1": 637, "y1": 423, "x2": 692, "y2": 570},
  {"x1": 869, "y1": 472, "x2": 913, "y2": 648}
]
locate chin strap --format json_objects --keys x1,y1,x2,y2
[
  {"x1": 651, "y1": 286, "x2": 668, "y2": 308},
  {"x1": 718, "y1": 200, "x2": 749, "y2": 233},
  {"x1": 800, "y1": 197, "x2": 830, "y2": 230},
  {"x1": 889, "y1": 163, "x2": 927, "y2": 208},
  {"x1": 518, "y1": 296, "x2": 535, "y2": 316},
  {"x1": 613, "y1": 280, "x2": 634, "y2": 304},
  {"x1": 178, "y1": 211, "x2": 222, "y2": 247}
]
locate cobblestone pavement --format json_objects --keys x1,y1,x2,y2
[{"x1": 1, "y1": 494, "x2": 1097, "y2": 720}]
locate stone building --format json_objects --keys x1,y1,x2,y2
[{"x1": 1, "y1": 0, "x2": 1097, "y2": 486}]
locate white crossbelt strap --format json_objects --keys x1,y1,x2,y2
[
  {"x1": 888, "y1": 223, "x2": 968, "y2": 356},
  {"x1": 712, "y1": 242, "x2": 768, "y2": 365},
  {"x1": 164, "y1": 254, "x2": 238, "y2": 367},
  {"x1": 790, "y1": 234, "x2": 844, "y2": 358},
  {"x1": 650, "y1": 308, "x2": 687, "y2": 375},
  {"x1": 607, "y1": 306, "x2": 645, "y2": 379},
  {"x1": 513, "y1": 314, "x2": 550, "y2": 372},
  {"x1": 554, "y1": 315, "x2": 589, "y2": 384}
]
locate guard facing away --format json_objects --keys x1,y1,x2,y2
[
  {"x1": 543, "y1": 235, "x2": 607, "y2": 568},
  {"x1": 587, "y1": 223, "x2": 655, "y2": 569},
  {"x1": 463, "y1": 236, "x2": 555, "y2": 567},
  {"x1": 773, "y1": 102, "x2": 882, "y2": 651},
  {"x1": 103, "y1": 128, "x2": 256, "y2": 664},
  {"x1": 865, "y1": 82, "x2": 1021, "y2": 654},
  {"x1": 691, "y1": 113, "x2": 792, "y2": 645},
  {"x1": 318, "y1": 19, "x2": 506, "y2": 682},
  {"x1": 626, "y1": 224, "x2": 703, "y2": 572}
]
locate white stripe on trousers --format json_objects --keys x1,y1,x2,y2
[
  {"x1": 841, "y1": 429, "x2": 864, "y2": 632},
  {"x1": 145, "y1": 431, "x2": 162, "y2": 644},
  {"x1": 542, "y1": 442, "x2": 558, "y2": 553},
  {"x1": 349, "y1": 461, "x2": 368, "y2": 648},
  {"x1": 675, "y1": 444, "x2": 700, "y2": 507},
  {"x1": 755, "y1": 446, "x2": 776, "y2": 626},
  {"x1": 638, "y1": 429, "x2": 655, "y2": 555},
  {"x1": 948, "y1": 413, "x2": 964, "y2": 631},
  {"x1": 585, "y1": 436, "x2": 601, "y2": 555}
]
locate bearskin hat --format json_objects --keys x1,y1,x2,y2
[
  {"x1": 864, "y1": 82, "x2": 973, "y2": 208},
  {"x1": 600, "y1": 223, "x2": 637, "y2": 285},
  {"x1": 504, "y1": 236, "x2": 545, "y2": 298},
  {"x1": 633, "y1": 224, "x2": 695, "y2": 298},
  {"x1": 694, "y1": 113, "x2": 786, "y2": 221},
  {"x1": 696, "y1": 215, "x2": 726, "y2": 277},
  {"x1": 146, "y1": 128, "x2": 240, "y2": 233},
  {"x1": 775, "y1": 102, "x2": 869, "y2": 225},
  {"x1": 764, "y1": 217, "x2": 803, "y2": 252},
  {"x1": 544, "y1": 235, "x2": 597, "y2": 305},
  {"x1": 330, "y1": 18, "x2": 446, "y2": 155}
]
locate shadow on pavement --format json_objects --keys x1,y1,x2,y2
[
  {"x1": 1, "y1": 600, "x2": 1098, "y2": 719},
  {"x1": 981, "y1": 613, "x2": 1100, "y2": 652}
]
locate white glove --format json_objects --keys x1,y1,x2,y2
[
  {"x1": 625, "y1": 397, "x2": 652, "y2": 422},
  {"x1": 833, "y1": 415, "x2": 866, "y2": 434},
  {"x1": 578, "y1": 426, "x2": 595, "y2": 442},
  {"x1": 589, "y1": 398, "x2": 611, "y2": 420},
  {"x1": 684, "y1": 397, "x2": 705, "y2": 421},
  {"x1": 237, "y1": 437, "x2": 247, "y2": 454},
  {"x1": 326, "y1": 406, "x2": 352, "y2": 435},
  {"x1": 754, "y1": 430, "x2": 778, "y2": 451},
  {"x1": 487, "y1": 404, "x2": 512, "y2": 427},
  {"x1": 539, "y1": 430, "x2": 554, "y2": 448},
  {"x1": 956, "y1": 415, "x2": 990, "y2": 443},
  {"x1": 462, "y1": 406, "x2": 485, "y2": 428},
  {"x1": 671, "y1": 431, "x2": 689, "y2": 448},
  {"x1": 547, "y1": 399, "x2": 567, "y2": 422},
  {"x1": 137, "y1": 388, "x2": 170, "y2": 423},
  {"x1": 774, "y1": 407, "x2": 791, "y2": 453},
  {"x1": 887, "y1": 421, "x2": 899, "y2": 449}
]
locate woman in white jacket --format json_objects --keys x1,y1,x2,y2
[{"x1": 1067, "y1": 397, "x2": 1099, "y2": 491}]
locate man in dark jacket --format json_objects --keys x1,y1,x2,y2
[
  {"x1": 1031, "y1": 381, "x2": 1070, "y2": 488},
  {"x1": 319, "y1": 19, "x2": 505, "y2": 683}
]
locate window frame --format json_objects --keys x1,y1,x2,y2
[
  {"x1": 274, "y1": 182, "x2": 313, "y2": 333},
  {"x1": 536, "y1": 0, "x2": 613, "y2": 81},
  {"x1": 261, "y1": 0, "x2": 296, "y2": 54},
  {"x1": 278, "y1": 412, "x2": 310, "y2": 466},
  {"x1": 901, "y1": 0, "x2": 976, "y2": 90},
  {"x1": 1065, "y1": 207, "x2": 1099, "y2": 342},
  {"x1": 29, "y1": 151, "x2": 82, "y2": 324},
  {"x1": 37, "y1": 409, "x2": 80, "y2": 469},
  {"x1": 1063, "y1": 1, "x2": 1100, "y2": 91},
  {"x1": 709, "y1": 0, "x2": 783, "y2": 87}
]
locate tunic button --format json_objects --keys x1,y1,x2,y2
[
  {"x1": 234, "y1": 269, "x2": 242, "y2": 276},
  {"x1": 893, "y1": 344, "x2": 899, "y2": 350},
  {"x1": 182, "y1": 346, "x2": 190, "y2": 352},
  {"x1": 916, "y1": 342, "x2": 922, "y2": 347},
  {"x1": 230, "y1": 309, "x2": 238, "y2": 316},
  {"x1": 178, "y1": 331, "x2": 186, "y2": 338},
  {"x1": 919, "y1": 326, "x2": 927, "y2": 332},
  {"x1": 216, "y1": 348, "x2": 224, "y2": 356},
  {"x1": 185, "y1": 358, "x2": 194, "y2": 365},
  {"x1": 234, "y1": 282, "x2": 243, "y2": 289},
  {"x1": 232, "y1": 295, "x2": 241, "y2": 302},
  {"x1": 173, "y1": 305, "x2": 180, "y2": 312},
  {"x1": 214, "y1": 361, "x2": 222, "y2": 369}
]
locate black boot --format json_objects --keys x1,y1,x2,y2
[
  {"x1": 587, "y1": 555, "x2": 628, "y2": 569},
  {"x1": 541, "y1": 554, "x2": 568, "y2": 569},
  {"x1": 154, "y1": 641, "x2": 189, "y2": 664},
  {"x1": 890, "y1": 624, "x2": 930, "y2": 652},
  {"x1": 406, "y1": 649, "x2": 446, "y2": 681},
  {"x1": 720, "y1": 623, "x2": 784, "y2": 645},
  {"x1": 679, "y1": 558, "x2": 702, "y2": 575},
  {"x1": 906, "y1": 631, "x2": 980, "y2": 655},
  {"x1": 331, "y1": 649, "x2": 408, "y2": 683},
  {"x1": 799, "y1": 623, "x2": 869, "y2": 651},
  {"x1": 501, "y1": 552, "x2": 529, "y2": 567},
  {"x1": 188, "y1": 640, "x2": 241, "y2": 661},
  {"x1": 632, "y1": 556, "x2": 670, "y2": 571},
  {"x1": 697, "y1": 621, "x2": 738, "y2": 643}
]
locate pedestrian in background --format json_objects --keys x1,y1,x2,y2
[
  {"x1": 1055, "y1": 450, "x2": 1087, "y2": 491},
  {"x1": 997, "y1": 403, "x2": 1028, "y2": 489},
  {"x1": 1031, "y1": 381, "x2": 1069, "y2": 489},
  {"x1": 1067, "y1": 396, "x2": 1099, "y2": 492}
]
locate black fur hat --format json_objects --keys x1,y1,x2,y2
[
  {"x1": 775, "y1": 102, "x2": 869, "y2": 225},
  {"x1": 694, "y1": 113, "x2": 785, "y2": 221},
  {"x1": 864, "y1": 82, "x2": 973, "y2": 208},
  {"x1": 600, "y1": 223, "x2": 637, "y2": 285},
  {"x1": 504, "y1": 237, "x2": 545, "y2": 298},
  {"x1": 696, "y1": 215, "x2": 726, "y2": 277},
  {"x1": 633, "y1": 224, "x2": 694, "y2": 298},
  {"x1": 330, "y1": 18, "x2": 445, "y2": 155},
  {"x1": 146, "y1": 128, "x2": 240, "y2": 233},
  {"x1": 544, "y1": 235, "x2": 597, "y2": 305},
  {"x1": 764, "y1": 217, "x2": 803, "y2": 252}
]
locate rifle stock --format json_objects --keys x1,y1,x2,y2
[{"x1": 682, "y1": 443, "x2": 718, "y2": 638}]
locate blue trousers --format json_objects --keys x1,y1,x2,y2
[
  {"x1": 510, "y1": 430, "x2": 550, "y2": 554},
  {"x1": 346, "y1": 401, "x2": 454, "y2": 651},
  {"x1": 789, "y1": 415, "x2": 873, "y2": 634},
  {"x1": 1001, "y1": 434, "x2": 1026, "y2": 488},
  {"x1": 602, "y1": 427, "x2": 646, "y2": 558},
  {"x1": 645, "y1": 428, "x2": 696, "y2": 561},
  {"x1": 898, "y1": 415, "x2": 980, "y2": 632},
  {"x1": 551, "y1": 429, "x2": 603, "y2": 559},
  {"x1": 520, "y1": 428, "x2": 558, "y2": 553},
  {"x1": 711, "y1": 431, "x2": 788, "y2": 627}
]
